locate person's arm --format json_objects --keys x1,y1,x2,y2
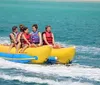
[
  {"x1": 30, "y1": 33, "x2": 32, "y2": 43},
  {"x1": 10, "y1": 34, "x2": 17, "y2": 43},
  {"x1": 22, "y1": 34, "x2": 31, "y2": 46},
  {"x1": 43, "y1": 34, "x2": 50, "y2": 45},
  {"x1": 38, "y1": 32, "x2": 42, "y2": 46},
  {"x1": 52, "y1": 33, "x2": 55, "y2": 45}
]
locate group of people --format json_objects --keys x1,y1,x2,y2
[{"x1": 8, "y1": 24, "x2": 61, "y2": 53}]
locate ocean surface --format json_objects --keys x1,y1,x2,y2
[{"x1": 0, "y1": 0, "x2": 100, "y2": 85}]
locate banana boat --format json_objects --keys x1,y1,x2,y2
[
  {"x1": 51, "y1": 46, "x2": 76, "y2": 64},
  {"x1": 0, "y1": 44, "x2": 76, "y2": 64}
]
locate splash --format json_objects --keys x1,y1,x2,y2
[
  {"x1": 0, "y1": 37, "x2": 10, "y2": 44},
  {"x1": 0, "y1": 58, "x2": 100, "y2": 82},
  {"x1": 0, "y1": 73, "x2": 93, "y2": 85},
  {"x1": 57, "y1": 42, "x2": 100, "y2": 55},
  {"x1": 0, "y1": 37, "x2": 100, "y2": 83}
]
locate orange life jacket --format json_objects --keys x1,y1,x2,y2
[
  {"x1": 43, "y1": 31, "x2": 53, "y2": 45},
  {"x1": 23, "y1": 33, "x2": 31, "y2": 44}
]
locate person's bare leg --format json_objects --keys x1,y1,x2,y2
[
  {"x1": 8, "y1": 43, "x2": 14, "y2": 53},
  {"x1": 20, "y1": 44, "x2": 29, "y2": 53},
  {"x1": 53, "y1": 44, "x2": 61, "y2": 49},
  {"x1": 56, "y1": 44, "x2": 61, "y2": 48},
  {"x1": 16, "y1": 43, "x2": 21, "y2": 53},
  {"x1": 31, "y1": 43, "x2": 37, "y2": 47}
]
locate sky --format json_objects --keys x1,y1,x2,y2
[{"x1": 32, "y1": 0, "x2": 100, "y2": 2}]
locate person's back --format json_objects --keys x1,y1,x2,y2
[
  {"x1": 16, "y1": 24, "x2": 24, "y2": 53},
  {"x1": 16, "y1": 24, "x2": 24, "y2": 43}
]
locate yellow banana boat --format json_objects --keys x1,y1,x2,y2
[
  {"x1": 0, "y1": 44, "x2": 76, "y2": 64},
  {"x1": 0, "y1": 45, "x2": 52, "y2": 64},
  {"x1": 51, "y1": 46, "x2": 76, "y2": 64}
]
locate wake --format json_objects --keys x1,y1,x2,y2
[
  {"x1": 0, "y1": 58, "x2": 100, "y2": 82},
  {"x1": 0, "y1": 73, "x2": 93, "y2": 85}
]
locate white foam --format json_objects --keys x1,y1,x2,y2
[
  {"x1": 0, "y1": 73, "x2": 93, "y2": 85},
  {"x1": 0, "y1": 37, "x2": 10, "y2": 44},
  {"x1": 0, "y1": 39, "x2": 100, "y2": 82},
  {"x1": 0, "y1": 58, "x2": 100, "y2": 82},
  {"x1": 57, "y1": 42, "x2": 100, "y2": 55},
  {"x1": 76, "y1": 55, "x2": 100, "y2": 60},
  {"x1": 76, "y1": 45, "x2": 100, "y2": 55}
]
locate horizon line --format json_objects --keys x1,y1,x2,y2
[{"x1": 26, "y1": 0, "x2": 100, "y2": 2}]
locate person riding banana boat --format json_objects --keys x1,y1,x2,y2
[
  {"x1": 8, "y1": 24, "x2": 61, "y2": 53},
  {"x1": 8, "y1": 26, "x2": 18, "y2": 53},
  {"x1": 16, "y1": 24, "x2": 25, "y2": 53},
  {"x1": 3, "y1": 24, "x2": 76, "y2": 64},
  {"x1": 42, "y1": 25, "x2": 61, "y2": 48},
  {"x1": 30, "y1": 24, "x2": 42, "y2": 47},
  {"x1": 20, "y1": 27, "x2": 31, "y2": 53}
]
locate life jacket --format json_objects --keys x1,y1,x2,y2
[
  {"x1": 43, "y1": 31, "x2": 53, "y2": 45},
  {"x1": 9, "y1": 32, "x2": 18, "y2": 43},
  {"x1": 23, "y1": 33, "x2": 31, "y2": 44},
  {"x1": 31, "y1": 31, "x2": 40, "y2": 44}
]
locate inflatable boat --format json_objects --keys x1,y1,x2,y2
[{"x1": 0, "y1": 45, "x2": 76, "y2": 64}]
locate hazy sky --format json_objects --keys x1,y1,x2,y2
[{"x1": 32, "y1": 0, "x2": 100, "y2": 2}]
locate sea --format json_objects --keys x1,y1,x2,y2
[{"x1": 0, "y1": 0, "x2": 100, "y2": 85}]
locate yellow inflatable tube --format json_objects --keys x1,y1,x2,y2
[
  {"x1": 51, "y1": 46, "x2": 76, "y2": 64},
  {"x1": 0, "y1": 45, "x2": 76, "y2": 64},
  {"x1": 0, "y1": 45, "x2": 52, "y2": 64}
]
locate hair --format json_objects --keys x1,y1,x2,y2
[
  {"x1": 19, "y1": 24, "x2": 24, "y2": 32},
  {"x1": 45, "y1": 25, "x2": 51, "y2": 30},
  {"x1": 32, "y1": 24, "x2": 38, "y2": 30},
  {"x1": 12, "y1": 26, "x2": 17, "y2": 32},
  {"x1": 23, "y1": 27, "x2": 28, "y2": 32}
]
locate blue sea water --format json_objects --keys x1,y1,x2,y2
[{"x1": 0, "y1": 0, "x2": 100, "y2": 85}]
